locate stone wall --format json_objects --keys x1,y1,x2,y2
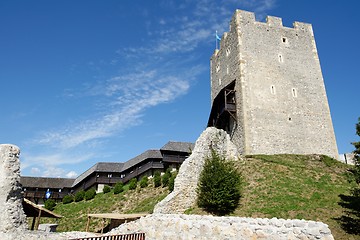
[
  {"x1": 109, "y1": 214, "x2": 334, "y2": 240},
  {"x1": 154, "y1": 127, "x2": 239, "y2": 214}
]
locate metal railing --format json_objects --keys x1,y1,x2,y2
[{"x1": 70, "y1": 232, "x2": 145, "y2": 240}]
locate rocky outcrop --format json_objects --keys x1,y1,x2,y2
[
  {"x1": 0, "y1": 144, "x2": 27, "y2": 233},
  {"x1": 154, "y1": 127, "x2": 240, "y2": 214}
]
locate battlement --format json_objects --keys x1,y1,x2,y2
[{"x1": 229, "y1": 9, "x2": 312, "y2": 33}]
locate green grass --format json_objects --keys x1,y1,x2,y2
[
  {"x1": 37, "y1": 154, "x2": 359, "y2": 239},
  {"x1": 41, "y1": 183, "x2": 168, "y2": 232}
]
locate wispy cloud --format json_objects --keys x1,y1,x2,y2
[{"x1": 23, "y1": 0, "x2": 276, "y2": 178}]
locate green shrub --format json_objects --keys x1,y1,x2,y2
[
  {"x1": 62, "y1": 195, "x2": 73, "y2": 204},
  {"x1": 84, "y1": 188, "x2": 96, "y2": 201},
  {"x1": 44, "y1": 199, "x2": 56, "y2": 211},
  {"x1": 162, "y1": 169, "x2": 171, "y2": 187},
  {"x1": 128, "y1": 178, "x2": 137, "y2": 190},
  {"x1": 140, "y1": 176, "x2": 149, "y2": 188},
  {"x1": 103, "y1": 185, "x2": 111, "y2": 194},
  {"x1": 74, "y1": 190, "x2": 85, "y2": 202},
  {"x1": 168, "y1": 172, "x2": 177, "y2": 192},
  {"x1": 197, "y1": 149, "x2": 242, "y2": 216},
  {"x1": 114, "y1": 182, "x2": 124, "y2": 194},
  {"x1": 153, "y1": 171, "x2": 162, "y2": 188}
]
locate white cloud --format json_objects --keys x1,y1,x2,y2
[
  {"x1": 66, "y1": 171, "x2": 78, "y2": 178},
  {"x1": 23, "y1": 0, "x2": 276, "y2": 177}
]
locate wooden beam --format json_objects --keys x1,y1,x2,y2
[{"x1": 34, "y1": 209, "x2": 42, "y2": 230}]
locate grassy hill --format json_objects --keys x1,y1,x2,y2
[{"x1": 45, "y1": 154, "x2": 358, "y2": 239}]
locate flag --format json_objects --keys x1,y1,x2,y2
[{"x1": 216, "y1": 31, "x2": 221, "y2": 41}]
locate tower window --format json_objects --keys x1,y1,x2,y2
[
  {"x1": 292, "y1": 88, "x2": 297, "y2": 97},
  {"x1": 218, "y1": 78, "x2": 222, "y2": 85},
  {"x1": 282, "y1": 37, "x2": 288, "y2": 43},
  {"x1": 271, "y1": 85, "x2": 276, "y2": 95},
  {"x1": 226, "y1": 47, "x2": 231, "y2": 56},
  {"x1": 216, "y1": 63, "x2": 220, "y2": 72},
  {"x1": 278, "y1": 54, "x2": 283, "y2": 63}
]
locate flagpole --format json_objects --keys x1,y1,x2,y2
[{"x1": 216, "y1": 31, "x2": 218, "y2": 50}]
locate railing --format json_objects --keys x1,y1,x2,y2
[
  {"x1": 70, "y1": 232, "x2": 145, "y2": 240},
  {"x1": 162, "y1": 154, "x2": 187, "y2": 163}
]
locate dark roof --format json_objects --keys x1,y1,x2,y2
[
  {"x1": 160, "y1": 141, "x2": 194, "y2": 153},
  {"x1": 122, "y1": 150, "x2": 162, "y2": 171},
  {"x1": 72, "y1": 162, "x2": 124, "y2": 187},
  {"x1": 20, "y1": 176, "x2": 74, "y2": 189}
]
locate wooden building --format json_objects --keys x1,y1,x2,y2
[{"x1": 21, "y1": 141, "x2": 194, "y2": 203}]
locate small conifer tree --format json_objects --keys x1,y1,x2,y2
[
  {"x1": 62, "y1": 195, "x2": 73, "y2": 204},
  {"x1": 44, "y1": 199, "x2": 56, "y2": 211},
  {"x1": 113, "y1": 182, "x2": 124, "y2": 194},
  {"x1": 128, "y1": 178, "x2": 137, "y2": 190},
  {"x1": 197, "y1": 149, "x2": 242, "y2": 216},
  {"x1": 162, "y1": 168, "x2": 171, "y2": 187},
  {"x1": 140, "y1": 176, "x2": 149, "y2": 188},
  {"x1": 84, "y1": 188, "x2": 96, "y2": 200},
  {"x1": 168, "y1": 172, "x2": 177, "y2": 192},
  {"x1": 103, "y1": 185, "x2": 111, "y2": 194},
  {"x1": 74, "y1": 190, "x2": 85, "y2": 202},
  {"x1": 153, "y1": 171, "x2": 162, "y2": 188}
]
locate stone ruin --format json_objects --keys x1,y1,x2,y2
[
  {"x1": 0, "y1": 129, "x2": 335, "y2": 239},
  {"x1": 0, "y1": 144, "x2": 94, "y2": 240},
  {"x1": 154, "y1": 127, "x2": 239, "y2": 213}
]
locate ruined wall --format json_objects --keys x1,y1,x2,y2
[
  {"x1": 210, "y1": 9, "x2": 338, "y2": 159},
  {"x1": 0, "y1": 144, "x2": 27, "y2": 233},
  {"x1": 109, "y1": 214, "x2": 334, "y2": 240},
  {"x1": 154, "y1": 127, "x2": 239, "y2": 214}
]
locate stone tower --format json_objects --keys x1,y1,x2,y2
[{"x1": 208, "y1": 9, "x2": 338, "y2": 159}]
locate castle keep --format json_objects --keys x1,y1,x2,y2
[{"x1": 208, "y1": 10, "x2": 338, "y2": 159}]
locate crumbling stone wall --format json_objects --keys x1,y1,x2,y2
[
  {"x1": 154, "y1": 127, "x2": 240, "y2": 214},
  {"x1": 109, "y1": 214, "x2": 334, "y2": 240},
  {"x1": 0, "y1": 144, "x2": 27, "y2": 233}
]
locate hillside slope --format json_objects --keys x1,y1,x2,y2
[{"x1": 48, "y1": 155, "x2": 357, "y2": 239}]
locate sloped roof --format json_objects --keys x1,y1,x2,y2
[
  {"x1": 72, "y1": 162, "x2": 124, "y2": 187},
  {"x1": 20, "y1": 176, "x2": 74, "y2": 189},
  {"x1": 23, "y1": 198, "x2": 62, "y2": 218},
  {"x1": 160, "y1": 141, "x2": 194, "y2": 153},
  {"x1": 121, "y1": 150, "x2": 162, "y2": 171}
]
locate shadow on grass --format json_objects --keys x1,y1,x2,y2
[{"x1": 335, "y1": 191, "x2": 360, "y2": 235}]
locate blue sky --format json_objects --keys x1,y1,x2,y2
[{"x1": 1, "y1": 0, "x2": 359, "y2": 178}]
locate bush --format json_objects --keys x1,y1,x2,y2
[
  {"x1": 84, "y1": 188, "x2": 96, "y2": 201},
  {"x1": 162, "y1": 169, "x2": 171, "y2": 187},
  {"x1": 62, "y1": 195, "x2": 73, "y2": 204},
  {"x1": 128, "y1": 178, "x2": 137, "y2": 190},
  {"x1": 153, "y1": 171, "x2": 162, "y2": 188},
  {"x1": 168, "y1": 172, "x2": 177, "y2": 192},
  {"x1": 140, "y1": 176, "x2": 149, "y2": 188},
  {"x1": 44, "y1": 199, "x2": 56, "y2": 211},
  {"x1": 113, "y1": 182, "x2": 124, "y2": 194},
  {"x1": 103, "y1": 185, "x2": 111, "y2": 194},
  {"x1": 197, "y1": 150, "x2": 242, "y2": 216},
  {"x1": 74, "y1": 190, "x2": 85, "y2": 202}
]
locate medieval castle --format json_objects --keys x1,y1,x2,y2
[
  {"x1": 208, "y1": 9, "x2": 338, "y2": 159},
  {"x1": 21, "y1": 9, "x2": 340, "y2": 204}
]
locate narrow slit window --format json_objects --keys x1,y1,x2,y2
[
  {"x1": 226, "y1": 47, "x2": 231, "y2": 56},
  {"x1": 292, "y1": 88, "x2": 297, "y2": 97},
  {"x1": 216, "y1": 63, "x2": 220, "y2": 72},
  {"x1": 278, "y1": 54, "x2": 283, "y2": 63},
  {"x1": 271, "y1": 85, "x2": 276, "y2": 95}
]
